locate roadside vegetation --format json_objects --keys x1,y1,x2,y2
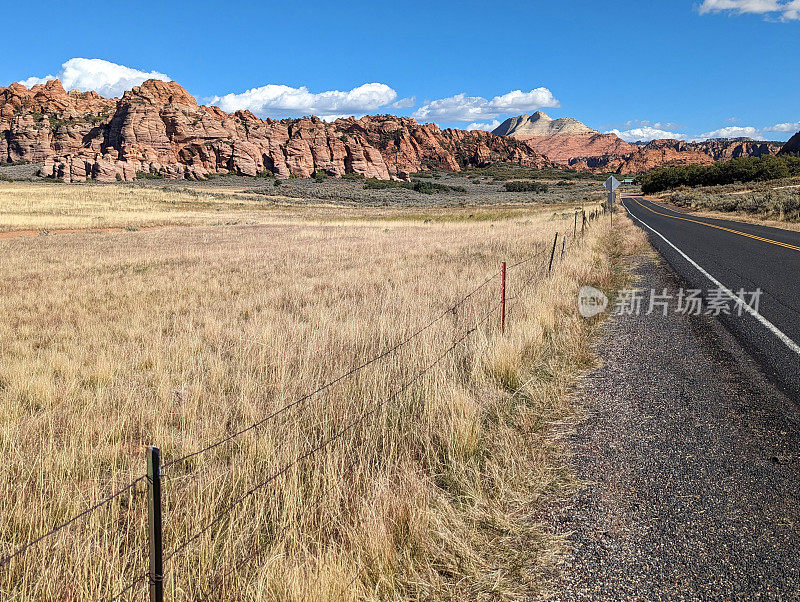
[
  {"x1": 667, "y1": 178, "x2": 800, "y2": 223},
  {"x1": 640, "y1": 155, "x2": 800, "y2": 194},
  {"x1": 0, "y1": 185, "x2": 644, "y2": 599}
]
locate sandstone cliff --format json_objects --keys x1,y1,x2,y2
[
  {"x1": 575, "y1": 138, "x2": 784, "y2": 175},
  {"x1": 692, "y1": 138, "x2": 784, "y2": 161},
  {"x1": 567, "y1": 139, "x2": 714, "y2": 174},
  {"x1": 0, "y1": 79, "x2": 550, "y2": 182}
]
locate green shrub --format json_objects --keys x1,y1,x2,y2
[
  {"x1": 341, "y1": 172, "x2": 365, "y2": 181},
  {"x1": 135, "y1": 171, "x2": 163, "y2": 180},
  {"x1": 504, "y1": 180, "x2": 548, "y2": 193},
  {"x1": 411, "y1": 180, "x2": 466, "y2": 194},
  {"x1": 363, "y1": 178, "x2": 466, "y2": 194}
]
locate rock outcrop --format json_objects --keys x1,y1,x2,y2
[
  {"x1": 567, "y1": 139, "x2": 715, "y2": 174},
  {"x1": 693, "y1": 138, "x2": 784, "y2": 161},
  {"x1": 525, "y1": 132, "x2": 639, "y2": 164},
  {"x1": 0, "y1": 79, "x2": 550, "y2": 182},
  {"x1": 779, "y1": 131, "x2": 800, "y2": 155}
]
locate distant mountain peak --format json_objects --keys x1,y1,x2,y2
[
  {"x1": 493, "y1": 112, "x2": 597, "y2": 138},
  {"x1": 530, "y1": 110, "x2": 552, "y2": 121}
]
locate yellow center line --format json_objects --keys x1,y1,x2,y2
[{"x1": 624, "y1": 196, "x2": 800, "y2": 253}]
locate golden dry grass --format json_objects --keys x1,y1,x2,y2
[
  {"x1": 0, "y1": 188, "x2": 642, "y2": 600},
  {"x1": 0, "y1": 181, "x2": 293, "y2": 232}
]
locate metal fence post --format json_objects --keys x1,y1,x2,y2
[
  {"x1": 548, "y1": 232, "x2": 558, "y2": 274},
  {"x1": 500, "y1": 261, "x2": 506, "y2": 334},
  {"x1": 561, "y1": 234, "x2": 566, "y2": 260},
  {"x1": 147, "y1": 446, "x2": 164, "y2": 602},
  {"x1": 573, "y1": 211, "x2": 577, "y2": 237},
  {"x1": 582, "y1": 209, "x2": 586, "y2": 235}
]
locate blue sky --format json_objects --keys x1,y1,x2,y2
[{"x1": 3, "y1": 0, "x2": 799, "y2": 141}]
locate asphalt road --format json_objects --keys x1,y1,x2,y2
[{"x1": 621, "y1": 195, "x2": 800, "y2": 399}]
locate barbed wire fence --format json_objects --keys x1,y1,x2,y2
[{"x1": 0, "y1": 207, "x2": 603, "y2": 601}]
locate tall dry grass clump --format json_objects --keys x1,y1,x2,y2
[{"x1": 0, "y1": 208, "x2": 639, "y2": 600}]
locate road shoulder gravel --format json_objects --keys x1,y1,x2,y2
[{"x1": 536, "y1": 253, "x2": 800, "y2": 600}]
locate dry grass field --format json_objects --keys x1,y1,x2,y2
[
  {"x1": 0, "y1": 182, "x2": 643, "y2": 600},
  {"x1": 0, "y1": 173, "x2": 607, "y2": 233}
]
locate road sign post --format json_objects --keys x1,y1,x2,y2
[{"x1": 604, "y1": 176, "x2": 620, "y2": 226}]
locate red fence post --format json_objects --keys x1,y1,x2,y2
[{"x1": 500, "y1": 261, "x2": 507, "y2": 334}]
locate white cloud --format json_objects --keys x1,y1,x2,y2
[
  {"x1": 466, "y1": 120, "x2": 502, "y2": 132},
  {"x1": 19, "y1": 58, "x2": 171, "y2": 98},
  {"x1": 605, "y1": 126, "x2": 687, "y2": 142},
  {"x1": 766, "y1": 121, "x2": 800, "y2": 132},
  {"x1": 412, "y1": 88, "x2": 560, "y2": 122},
  {"x1": 697, "y1": 125, "x2": 766, "y2": 139},
  {"x1": 208, "y1": 82, "x2": 397, "y2": 119},
  {"x1": 391, "y1": 96, "x2": 416, "y2": 109},
  {"x1": 692, "y1": 121, "x2": 799, "y2": 140},
  {"x1": 698, "y1": 0, "x2": 800, "y2": 20}
]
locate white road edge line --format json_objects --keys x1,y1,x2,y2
[{"x1": 622, "y1": 198, "x2": 800, "y2": 357}]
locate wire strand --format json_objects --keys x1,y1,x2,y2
[
  {"x1": 108, "y1": 571, "x2": 149, "y2": 601},
  {"x1": 195, "y1": 452, "x2": 363, "y2": 601},
  {"x1": 161, "y1": 268, "x2": 501, "y2": 472},
  {"x1": 163, "y1": 303, "x2": 496, "y2": 570},
  {"x1": 0, "y1": 475, "x2": 146, "y2": 568}
]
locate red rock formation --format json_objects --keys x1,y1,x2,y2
[
  {"x1": 1, "y1": 79, "x2": 550, "y2": 182},
  {"x1": 565, "y1": 139, "x2": 714, "y2": 174},
  {"x1": 522, "y1": 132, "x2": 639, "y2": 164},
  {"x1": 494, "y1": 112, "x2": 786, "y2": 174},
  {"x1": 693, "y1": 138, "x2": 784, "y2": 161},
  {"x1": 0, "y1": 80, "x2": 115, "y2": 165}
]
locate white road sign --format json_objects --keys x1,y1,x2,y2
[{"x1": 604, "y1": 176, "x2": 621, "y2": 192}]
